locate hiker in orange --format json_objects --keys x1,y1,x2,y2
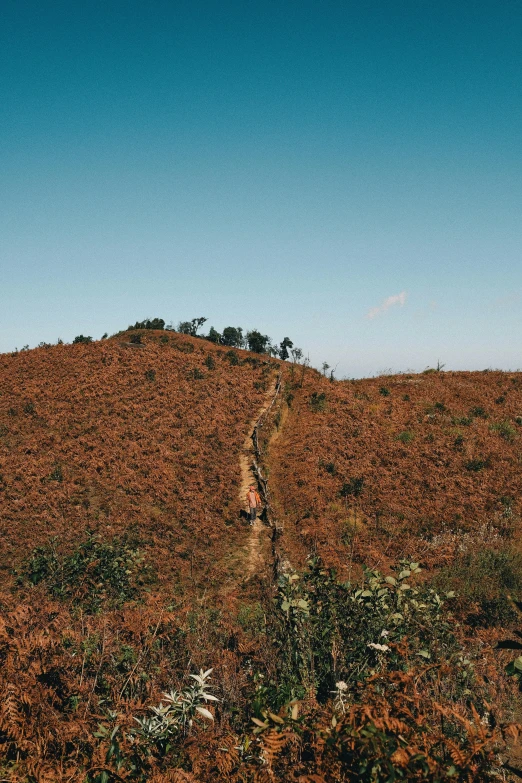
[{"x1": 246, "y1": 484, "x2": 261, "y2": 525}]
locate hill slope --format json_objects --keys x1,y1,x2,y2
[
  {"x1": 271, "y1": 368, "x2": 522, "y2": 576},
  {"x1": 0, "y1": 332, "x2": 278, "y2": 592},
  {"x1": 1, "y1": 342, "x2": 522, "y2": 782}
]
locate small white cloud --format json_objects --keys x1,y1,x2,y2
[{"x1": 366, "y1": 291, "x2": 407, "y2": 319}]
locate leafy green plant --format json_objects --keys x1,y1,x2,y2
[
  {"x1": 267, "y1": 558, "x2": 463, "y2": 706},
  {"x1": 396, "y1": 430, "x2": 414, "y2": 444},
  {"x1": 470, "y1": 406, "x2": 488, "y2": 418},
  {"x1": 133, "y1": 668, "x2": 217, "y2": 745},
  {"x1": 90, "y1": 670, "x2": 217, "y2": 782},
  {"x1": 129, "y1": 333, "x2": 142, "y2": 344},
  {"x1": 379, "y1": 386, "x2": 390, "y2": 396},
  {"x1": 204, "y1": 354, "x2": 215, "y2": 370},
  {"x1": 22, "y1": 533, "x2": 154, "y2": 613}
]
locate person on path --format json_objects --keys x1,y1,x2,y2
[{"x1": 246, "y1": 484, "x2": 261, "y2": 525}]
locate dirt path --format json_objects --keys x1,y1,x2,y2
[{"x1": 239, "y1": 377, "x2": 279, "y2": 579}]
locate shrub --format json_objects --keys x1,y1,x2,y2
[
  {"x1": 226, "y1": 349, "x2": 239, "y2": 365},
  {"x1": 470, "y1": 406, "x2": 488, "y2": 418},
  {"x1": 190, "y1": 368, "x2": 205, "y2": 380},
  {"x1": 159, "y1": 334, "x2": 169, "y2": 344},
  {"x1": 145, "y1": 369, "x2": 156, "y2": 381},
  {"x1": 21, "y1": 532, "x2": 153, "y2": 613},
  {"x1": 23, "y1": 401, "x2": 35, "y2": 414},
  {"x1": 453, "y1": 433, "x2": 465, "y2": 450},
  {"x1": 267, "y1": 558, "x2": 461, "y2": 703},
  {"x1": 379, "y1": 386, "x2": 390, "y2": 396},
  {"x1": 434, "y1": 547, "x2": 522, "y2": 627},
  {"x1": 204, "y1": 354, "x2": 215, "y2": 370},
  {"x1": 129, "y1": 318, "x2": 165, "y2": 330},
  {"x1": 130, "y1": 333, "x2": 142, "y2": 344},
  {"x1": 490, "y1": 420, "x2": 516, "y2": 442},
  {"x1": 465, "y1": 457, "x2": 491, "y2": 472},
  {"x1": 340, "y1": 476, "x2": 364, "y2": 498},
  {"x1": 396, "y1": 430, "x2": 414, "y2": 444},
  {"x1": 73, "y1": 335, "x2": 93, "y2": 344},
  {"x1": 310, "y1": 392, "x2": 327, "y2": 412}
]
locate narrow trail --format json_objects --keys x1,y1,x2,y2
[{"x1": 239, "y1": 373, "x2": 281, "y2": 579}]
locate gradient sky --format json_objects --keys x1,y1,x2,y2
[{"x1": 1, "y1": 0, "x2": 521, "y2": 377}]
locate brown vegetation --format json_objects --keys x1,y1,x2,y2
[{"x1": 1, "y1": 339, "x2": 521, "y2": 781}]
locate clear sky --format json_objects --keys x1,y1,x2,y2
[{"x1": 1, "y1": 0, "x2": 521, "y2": 377}]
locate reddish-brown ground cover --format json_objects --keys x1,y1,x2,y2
[
  {"x1": 271, "y1": 368, "x2": 522, "y2": 575},
  {"x1": 0, "y1": 333, "x2": 276, "y2": 592},
  {"x1": 1, "y1": 342, "x2": 521, "y2": 782}
]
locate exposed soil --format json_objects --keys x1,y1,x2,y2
[{"x1": 238, "y1": 378, "x2": 279, "y2": 579}]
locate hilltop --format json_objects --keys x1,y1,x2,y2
[{"x1": 1, "y1": 336, "x2": 522, "y2": 782}]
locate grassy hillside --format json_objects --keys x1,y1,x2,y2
[
  {"x1": 1, "y1": 341, "x2": 522, "y2": 782},
  {"x1": 272, "y1": 369, "x2": 522, "y2": 579},
  {"x1": 0, "y1": 332, "x2": 276, "y2": 593}
]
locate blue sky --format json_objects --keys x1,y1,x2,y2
[{"x1": 1, "y1": 0, "x2": 521, "y2": 377}]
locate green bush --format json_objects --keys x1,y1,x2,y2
[
  {"x1": 73, "y1": 335, "x2": 93, "y2": 344},
  {"x1": 396, "y1": 430, "x2": 414, "y2": 444},
  {"x1": 340, "y1": 476, "x2": 364, "y2": 498},
  {"x1": 204, "y1": 354, "x2": 215, "y2": 370},
  {"x1": 130, "y1": 333, "x2": 142, "y2": 344},
  {"x1": 267, "y1": 558, "x2": 461, "y2": 704},
  {"x1": 379, "y1": 386, "x2": 390, "y2": 396},
  {"x1": 310, "y1": 392, "x2": 326, "y2": 412},
  {"x1": 21, "y1": 532, "x2": 154, "y2": 613},
  {"x1": 226, "y1": 349, "x2": 239, "y2": 365},
  {"x1": 129, "y1": 318, "x2": 165, "y2": 330},
  {"x1": 144, "y1": 369, "x2": 156, "y2": 381},
  {"x1": 465, "y1": 457, "x2": 491, "y2": 472}
]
